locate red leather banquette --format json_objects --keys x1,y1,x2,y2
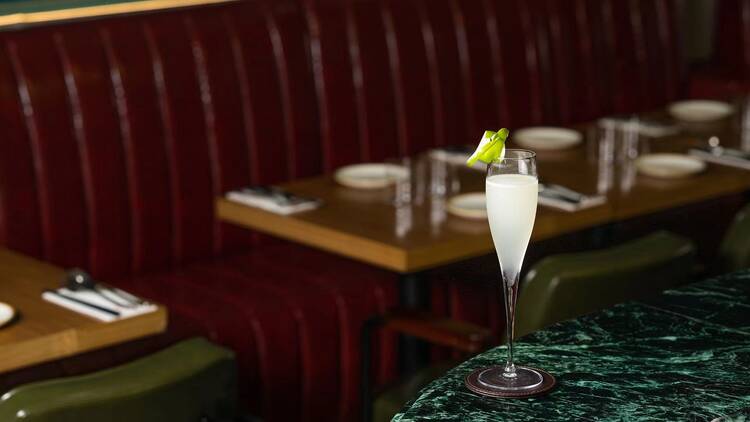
[
  {"x1": 690, "y1": 0, "x2": 750, "y2": 98},
  {"x1": 0, "y1": 0, "x2": 681, "y2": 420}
]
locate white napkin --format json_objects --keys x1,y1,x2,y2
[
  {"x1": 688, "y1": 148, "x2": 750, "y2": 170},
  {"x1": 539, "y1": 185, "x2": 606, "y2": 212},
  {"x1": 226, "y1": 188, "x2": 322, "y2": 215},
  {"x1": 42, "y1": 288, "x2": 157, "y2": 323}
]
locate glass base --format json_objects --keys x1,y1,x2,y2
[{"x1": 476, "y1": 366, "x2": 544, "y2": 392}]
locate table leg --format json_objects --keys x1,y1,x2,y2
[{"x1": 398, "y1": 272, "x2": 430, "y2": 374}]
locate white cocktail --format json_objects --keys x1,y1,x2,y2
[
  {"x1": 486, "y1": 174, "x2": 538, "y2": 280},
  {"x1": 468, "y1": 148, "x2": 548, "y2": 395}
]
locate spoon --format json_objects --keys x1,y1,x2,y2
[{"x1": 65, "y1": 269, "x2": 137, "y2": 308}]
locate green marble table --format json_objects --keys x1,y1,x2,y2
[{"x1": 394, "y1": 270, "x2": 750, "y2": 421}]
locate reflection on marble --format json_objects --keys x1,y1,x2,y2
[{"x1": 394, "y1": 270, "x2": 750, "y2": 422}]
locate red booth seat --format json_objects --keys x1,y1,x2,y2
[{"x1": 0, "y1": 0, "x2": 683, "y2": 420}]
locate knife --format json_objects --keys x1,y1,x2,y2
[
  {"x1": 44, "y1": 289, "x2": 121, "y2": 317},
  {"x1": 540, "y1": 183, "x2": 585, "y2": 202}
]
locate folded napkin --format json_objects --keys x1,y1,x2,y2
[
  {"x1": 598, "y1": 117, "x2": 679, "y2": 138},
  {"x1": 226, "y1": 186, "x2": 322, "y2": 215},
  {"x1": 539, "y1": 184, "x2": 606, "y2": 212},
  {"x1": 688, "y1": 147, "x2": 750, "y2": 170},
  {"x1": 429, "y1": 146, "x2": 486, "y2": 171},
  {"x1": 42, "y1": 287, "x2": 157, "y2": 323}
]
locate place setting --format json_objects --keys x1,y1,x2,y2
[{"x1": 42, "y1": 269, "x2": 157, "y2": 323}]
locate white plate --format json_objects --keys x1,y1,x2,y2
[
  {"x1": 447, "y1": 193, "x2": 486, "y2": 219},
  {"x1": 334, "y1": 163, "x2": 408, "y2": 189},
  {"x1": 513, "y1": 127, "x2": 582, "y2": 151},
  {"x1": 635, "y1": 153, "x2": 706, "y2": 179},
  {"x1": 0, "y1": 302, "x2": 16, "y2": 328},
  {"x1": 668, "y1": 100, "x2": 733, "y2": 123}
]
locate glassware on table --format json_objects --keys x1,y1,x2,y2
[
  {"x1": 465, "y1": 149, "x2": 555, "y2": 397},
  {"x1": 386, "y1": 157, "x2": 426, "y2": 206}
]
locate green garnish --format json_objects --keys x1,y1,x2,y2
[{"x1": 466, "y1": 128, "x2": 508, "y2": 167}]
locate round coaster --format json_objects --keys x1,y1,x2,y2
[{"x1": 465, "y1": 366, "x2": 556, "y2": 398}]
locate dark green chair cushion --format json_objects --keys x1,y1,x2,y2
[
  {"x1": 0, "y1": 338, "x2": 237, "y2": 422},
  {"x1": 719, "y1": 203, "x2": 750, "y2": 273},
  {"x1": 516, "y1": 231, "x2": 696, "y2": 337}
]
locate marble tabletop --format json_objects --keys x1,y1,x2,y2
[{"x1": 394, "y1": 270, "x2": 750, "y2": 422}]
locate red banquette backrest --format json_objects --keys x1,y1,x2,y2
[
  {"x1": 0, "y1": 0, "x2": 682, "y2": 277},
  {"x1": 0, "y1": 0, "x2": 320, "y2": 279}
]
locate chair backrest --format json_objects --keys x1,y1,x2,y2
[
  {"x1": 0, "y1": 0, "x2": 320, "y2": 278},
  {"x1": 515, "y1": 231, "x2": 696, "y2": 337},
  {"x1": 0, "y1": 338, "x2": 237, "y2": 422},
  {"x1": 718, "y1": 203, "x2": 750, "y2": 273}
]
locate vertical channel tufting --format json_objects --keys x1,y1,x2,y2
[
  {"x1": 145, "y1": 13, "x2": 214, "y2": 265},
  {"x1": 6, "y1": 33, "x2": 89, "y2": 269},
  {"x1": 305, "y1": 0, "x2": 361, "y2": 169},
  {"x1": 381, "y1": 1, "x2": 408, "y2": 156},
  {"x1": 449, "y1": 0, "x2": 476, "y2": 137},
  {"x1": 0, "y1": 42, "x2": 43, "y2": 257},
  {"x1": 223, "y1": 9, "x2": 260, "y2": 185},
  {"x1": 517, "y1": 0, "x2": 543, "y2": 124},
  {"x1": 424, "y1": 0, "x2": 475, "y2": 143},
  {"x1": 227, "y1": 3, "x2": 290, "y2": 184},
  {"x1": 100, "y1": 20, "x2": 172, "y2": 274},
  {"x1": 540, "y1": 0, "x2": 571, "y2": 123},
  {"x1": 344, "y1": 0, "x2": 371, "y2": 162},
  {"x1": 348, "y1": 0, "x2": 400, "y2": 161},
  {"x1": 594, "y1": 0, "x2": 620, "y2": 113},
  {"x1": 654, "y1": 0, "x2": 681, "y2": 101},
  {"x1": 185, "y1": 15, "x2": 222, "y2": 257},
  {"x1": 55, "y1": 28, "x2": 132, "y2": 278},
  {"x1": 190, "y1": 7, "x2": 255, "y2": 255},
  {"x1": 572, "y1": 0, "x2": 600, "y2": 121},
  {"x1": 414, "y1": 0, "x2": 445, "y2": 147},
  {"x1": 454, "y1": 0, "x2": 503, "y2": 133},
  {"x1": 382, "y1": 0, "x2": 435, "y2": 155},
  {"x1": 481, "y1": 0, "x2": 511, "y2": 127},
  {"x1": 628, "y1": 0, "x2": 650, "y2": 108},
  {"x1": 143, "y1": 21, "x2": 181, "y2": 267},
  {"x1": 487, "y1": 0, "x2": 542, "y2": 127},
  {"x1": 530, "y1": 0, "x2": 558, "y2": 124},
  {"x1": 267, "y1": 0, "x2": 322, "y2": 179}
]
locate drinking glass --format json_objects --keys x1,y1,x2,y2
[{"x1": 476, "y1": 149, "x2": 545, "y2": 393}]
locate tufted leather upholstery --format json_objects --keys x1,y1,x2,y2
[
  {"x1": 0, "y1": 0, "x2": 683, "y2": 420},
  {"x1": 690, "y1": 0, "x2": 750, "y2": 98},
  {"x1": 0, "y1": 2, "x2": 394, "y2": 421}
]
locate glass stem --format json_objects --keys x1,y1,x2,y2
[{"x1": 502, "y1": 272, "x2": 520, "y2": 378}]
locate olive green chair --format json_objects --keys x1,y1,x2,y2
[
  {"x1": 718, "y1": 203, "x2": 750, "y2": 273},
  {"x1": 0, "y1": 338, "x2": 239, "y2": 422},
  {"x1": 515, "y1": 231, "x2": 696, "y2": 338}
]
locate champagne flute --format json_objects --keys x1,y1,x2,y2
[{"x1": 468, "y1": 149, "x2": 550, "y2": 395}]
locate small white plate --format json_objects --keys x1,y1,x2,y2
[
  {"x1": 334, "y1": 163, "x2": 408, "y2": 189},
  {"x1": 447, "y1": 193, "x2": 487, "y2": 219},
  {"x1": 513, "y1": 127, "x2": 582, "y2": 151},
  {"x1": 0, "y1": 302, "x2": 16, "y2": 328},
  {"x1": 668, "y1": 100, "x2": 733, "y2": 123},
  {"x1": 635, "y1": 153, "x2": 706, "y2": 179}
]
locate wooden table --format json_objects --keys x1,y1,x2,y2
[
  {"x1": 217, "y1": 111, "x2": 750, "y2": 274},
  {"x1": 0, "y1": 249, "x2": 167, "y2": 374}
]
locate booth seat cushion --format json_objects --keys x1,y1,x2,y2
[{"x1": 111, "y1": 241, "x2": 398, "y2": 422}]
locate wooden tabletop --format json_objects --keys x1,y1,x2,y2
[
  {"x1": 218, "y1": 107, "x2": 750, "y2": 273},
  {"x1": 0, "y1": 249, "x2": 167, "y2": 374}
]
